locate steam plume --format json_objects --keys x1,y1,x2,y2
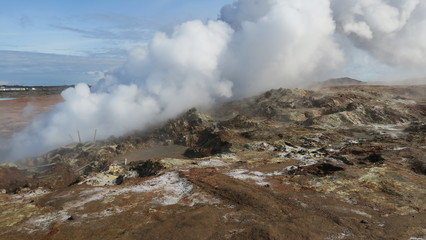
[
  {"x1": 332, "y1": 0, "x2": 426, "y2": 71},
  {"x1": 3, "y1": 0, "x2": 426, "y2": 161}
]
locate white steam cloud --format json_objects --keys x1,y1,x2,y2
[
  {"x1": 332, "y1": 0, "x2": 426, "y2": 69},
  {"x1": 3, "y1": 0, "x2": 426, "y2": 161},
  {"x1": 220, "y1": 0, "x2": 344, "y2": 96}
]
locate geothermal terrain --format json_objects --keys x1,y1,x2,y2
[{"x1": 0, "y1": 82, "x2": 426, "y2": 240}]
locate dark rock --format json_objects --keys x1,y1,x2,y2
[
  {"x1": 240, "y1": 131, "x2": 254, "y2": 139},
  {"x1": 404, "y1": 122, "x2": 426, "y2": 132},
  {"x1": 289, "y1": 163, "x2": 344, "y2": 177},
  {"x1": 364, "y1": 153, "x2": 385, "y2": 164},
  {"x1": 0, "y1": 167, "x2": 32, "y2": 193},
  {"x1": 220, "y1": 115, "x2": 258, "y2": 129},
  {"x1": 316, "y1": 163, "x2": 344, "y2": 175},
  {"x1": 114, "y1": 175, "x2": 124, "y2": 185},
  {"x1": 346, "y1": 102, "x2": 359, "y2": 111},
  {"x1": 37, "y1": 163, "x2": 79, "y2": 189},
  {"x1": 129, "y1": 160, "x2": 163, "y2": 178},
  {"x1": 184, "y1": 128, "x2": 232, "y2": 158},
  {"x1": 411, "y1": 157, "x2": 426, "y2": 175},
  {"x1": 153, "y1": 108, "x2": 212, "y2": 147}
]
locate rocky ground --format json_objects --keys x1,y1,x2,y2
[{"x1": 0, "y1": 84, "x2": 425, "y2": 240}]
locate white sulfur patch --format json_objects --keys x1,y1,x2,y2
[
  {"x1": 324, "y1": 231, "x2": 352, "y2": 240},
  {"x1": 226, "y1": 169, "x2": 285, "y2": 186},
  {"x1": 81, "y1": 173, "x2": 120, "y2": 186},
  {"x1": 114, "y1": 172, "x2": 193, "y2": 205},
  {"x1": 226, "y1": 169, "x2": 284, "y2": 186},
  {"x1": 73, "y1": 172, "x2": 194, "y2": 207},
  {"x1": 277, "y1": 145, "x2": 324, "y2": 167},
  {"x1": 371, "y1": 124, "x2": 406, "y2": 131},
  {"x1": 390, "y1": 99, "x2": 417, "y2": 105},
  {"x1": 212, "y1": 153, "x2": 239, "y2": 161},
  {"x1": 197, "y1": 159, "x2": 230, "y2": 167},
  {"x1": 392, "y1": 147, "x2": 408, "y2": 151},
  {"x1": 350, "y1": 209, "x2": 372, "y2": 218},
  {"x1": 12, "y1": 189, "x2": 50, "y2": 200},
  {"x1": 245, "y1": 142, "x2": 277, "y2": 152},
  {"x1": 63, "y1": 188, "x2": 107, "y2": 210},
  {"x1": 226, "y1": 169, "x2": 268, "y2": 186},
  {"x1": 185, "y1": 192, "x2": 221, "y2": 207},
  {"x1": 23, "y1": 211, "x2": 69, "y2": 233},
  {"x1": 21, "y1": 172, "x2": 196, "y2": 232}
]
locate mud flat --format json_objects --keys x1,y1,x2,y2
[
  {"x1": 0, "y1": 95, "x2": 63, "y2": 138},
  {"x1": 110, "y1": 144, "x2": 189, "y2": 163}
]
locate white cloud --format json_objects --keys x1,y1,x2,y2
[{"x1": 0, "y1": 51, "x2": 124, "y2": 85}]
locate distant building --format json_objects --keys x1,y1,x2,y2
[
  {"x1": 0, "y1": 85, "x2": 74, "y2": 94},
  {"x1": 0, "y1": 86, "x2": 28, "y2": 92}
]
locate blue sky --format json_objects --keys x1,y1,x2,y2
[{"x1": 0, "y1": 0, "x2": 232, "y2": 85}]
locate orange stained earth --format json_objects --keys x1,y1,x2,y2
[{"x1": 0, "y1": 95, "x2": 63, "y2": 138}]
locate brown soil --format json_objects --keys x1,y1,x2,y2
[{"x1": 0, "y1": 95, "x2": 63, "y2": 138}]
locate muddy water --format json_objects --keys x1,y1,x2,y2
[
  {"x1": 0, "y1": 95, "x2": 63, "y2": 138},
  {"x1": 111, "y1": 144, "x2": 189, "y2": 163}
]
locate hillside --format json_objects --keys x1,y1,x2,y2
[
  {"x1": 321, "y1": 77, "x2": 366, "y2": 86},
  {"x1": 1, "y1": 84, "x2": 426, "y2": 239}
]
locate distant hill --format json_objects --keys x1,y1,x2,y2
[{"x1": 322, "y1": 77, "x2": 366, "y2": 86}]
